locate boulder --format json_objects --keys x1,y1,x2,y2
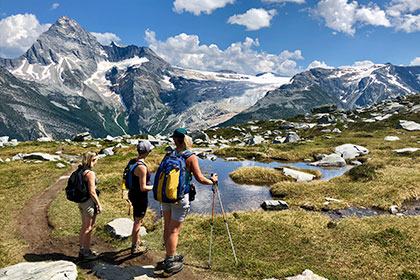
[
  {"x1": 311, "y1": 104, "x2": 337, "y2": 114},
  {"x1": 56, "y1": 163, "x2": 66, "y2": 168},
  {"x1": 332, "y1": 128, "x2": 341, "y2": 133},
  {"x1": 4, "y1": 139, "x2": 19, "y2": 147},
  {"x1": 248, "y1": 135, "x2": 265, "y2": 145},
  {"x1": 0, "y1": 261, "x2": 77, "y2": 280},
  {"x1": 286, "y1": 269, "x2": 328, "y2": 280},
  {"x1": 397, "y1": 120, "x2": 420, "y2": 131},
  {"x1": 105, "y1": 218, "x2": 147, "y2": 239},
  {"x1": 0, "y1": 136, "x2": 9, "y2": 143},
  {"x1": 72, "y1": 132, "x2": 92, "y2": 142},
  {"x1": 190, "y1": 130, "x2": 211, "y2": 143},
  {"x1": 284, "y1": 132, "x2": 300, "y2": 143},
  {"x1": 410, "y1": 104, "x2": 420, "y2": 113},
  {"x1": 93, "y1": 263, "x2": 155, "y2": 280},
  {"x1": 335, "y1": 144, "x2": 369, "y2": 159},
  {"x1": 309, "y1": 154, "x2": 346, "y2": 168},
  {"x1": 272, "y1": 136, "x2": 286, "y2": 144},
  {"x1": 393, "y1": 148, "x2": 419, "y2": 153},
  {"x1": 281, "y1": 167, "x2": 315, "y2": 182},
  {"x1": 100, "y1": 147, "x2": 114, "y2": 156},
  {"x1": 389, "y1": 205, "x2": 398, "y2": 215},
  {"x1": 37, "y1": 137, "x2": 53, "y2": 142},
  {"x1": 384, "y1": 136, "x2": 400, "y2": 141},
  {"x1": 22, "y1": 153, "x2": 61, "y2": 162},
  {"x1": 261, "y1": 200, "x2": 289, "y2": 211},
  {"x1": 316, "y1": 114, "x2": 335, "y2": 124}
]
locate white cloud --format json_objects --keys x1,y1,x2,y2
[
  {"x1": 173, "y1": 0, "x2": 235, "y2": 15},
  {"x1": 410, "y1": 57, "x2": 420, "y2": 66},
  {"x1": 0, "y1": 14, "x2": 51, "y2": 58},
  {"x1": 91, "y1": 32, "x2": 121, "y2": 45},
  {"x1": 314, "y1": 0, "x2": 391, "y2": 36},
  {"x1": 306, "y1": 60, "x2": 332, "y2": 70},
  {"x1": 262, "y1": 0, "x2": 305, "y2": 3},
  {"x1": 50, "y1": 3, "x2": 60, "y2": 10},
  {"x1": 352, "y1": 60, "x2": 375, "y2": 67},
  {"x1": 145, "y1": 30, "x2": 303, "y2": 76},
  {"x1": 228, "y1": 8, "x2": 277, "y2": 31}
]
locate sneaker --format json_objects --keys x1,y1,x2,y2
[
  {"x1": 131, "y1": 245, "x2": 149, "y2": 255},
  {"x1": 155, "y1": 254, "x2": 184, "y2": 271},
  {"x1": 79, "y1": 249, "x2": 98, "y2": 260}
]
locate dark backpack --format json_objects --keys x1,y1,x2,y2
[
  {"x1": 153, "y1": 150, "x2": 194, "y2": 203},
  {"x1": 122, "y1": 159, "x2": 146, "y2": 190},
  {"x1": 66, "y1": 165, "x2": 90, "y2": 203}
]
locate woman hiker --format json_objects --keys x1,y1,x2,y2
[
  {"x1": 128, "y1": 140, "x2": 155, "y2": 254},
  {"x1": 161, "y1": 128, "x2": 218, "y2": 275},
  {"x1": 78, "y1": 151, "x2": 102, "y2": 260}
]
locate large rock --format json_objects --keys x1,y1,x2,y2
[
  {"x1": 0, "y1": 261, "x2": 77, "y2": 280},
  {"x1": 286, "y1": 269, "x2": 328, "y2": 280},
  {"x1": 100, "y1": 147, "x2": 114, "y2": 156},
  {"x1": 311, "y1": 104, "x2": 337, "y2": 114},
  {"x1": 309, "y1": 153, "x2": 346, "y2": 168},
  {"x1": 397, "y1": 120, "x2": 420, "y2": 131},
  {"x1": 335, "y1": 144, "x2": 369, "y2": 159},
  {"x1": 105, "y1": 218, "x2": 147, "y2": 239},
  {"x1": 190, "y1": 130, "x2": 211, "y2": 143},
  {"x1": 37, "y1": 137, "x2": 53, "y2": 142},
  {"x1": 261, "y1": 200, "x2": 289, "y2": 211},
  {"x1": 72, "y1": 132, "x2": 92, "y2": 142},
  {"x1": 22, "y1": 152, "x2": 61, "y2": 162},
  {"x1": 0, "y1": 136, "x2": 9, "y2": 143},
  {"x1": 384, "y1": 136, "x2": 400, "y2": 141},
  {"x1": 393, "y1": 148, "x2": 419, "y2": 153},
  {"x1": 284, "y1": 132, "x2": 300, "y2": 143},
  {"x1": 93, "y1": 263, "x2": 155, "y2": 280},
  {"x1": 248, "y1": 135, "x2": 265, "y2": 145},
  {"x1": 281, "y1": 167, "x2": 315, "y2": 182}
]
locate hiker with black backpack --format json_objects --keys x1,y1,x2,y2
[
  {"x1": 123, "y1": 140, "x2": 154, "y2": 255},
  {"x1": 78, "y1": 151, "x2": 102, "y2": 260},
  {"x1": 155, "y1": 128, "x2": 218, "y2": 276}
]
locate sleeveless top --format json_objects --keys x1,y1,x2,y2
[{"x1": 128, "y1": 160, "x2": 150, "y2": 201}]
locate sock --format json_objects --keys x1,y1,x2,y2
[{"x1": 132, "y1": 244, "x2": 137, "y2": 249}]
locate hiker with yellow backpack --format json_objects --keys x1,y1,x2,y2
[{"x1": 153, "y1": 128, "x2": 218, "y2": 277}]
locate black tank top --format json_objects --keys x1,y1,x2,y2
[{"x1": 128, "y1": 161, "x2": 150, "y2": 201}]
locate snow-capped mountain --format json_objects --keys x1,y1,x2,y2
[
  {"x1": 222, "y1": 63, "x2": 420, "y2": 126},
  {"x1": 0, "y1": 17, "x2": 289, "y2": 140}
]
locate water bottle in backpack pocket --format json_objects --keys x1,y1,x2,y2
[{"x1": 153, "y1": 151, "x2": 194, "y2": 203}]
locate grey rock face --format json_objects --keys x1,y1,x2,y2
[
  {"x1": 284, "y1": 132, "x2": 300, "y2": 143},
  {"x1": 0, "y1": 261, "x2": 77, "y2": 280},
  {"x1": 22, "y1": 152, "x2": 61, "y2": 162},
  {"x1": 397, "y1": 120, "x2": 420, "y2": 131},
  {"x1": 310, "y1": 154, "x2": 346, "y2": 168},
  {"x1": 335, "y1": 144, "x2": 369, "y2": 159}
]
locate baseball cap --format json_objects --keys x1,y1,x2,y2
[
  {"x1": 172, "y1": 128, "x2": 187, "y2": 138},
  {"x1": 137, "y1": 140, "x2": 154, "y2": 154}
]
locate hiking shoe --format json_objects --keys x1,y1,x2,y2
[
  {"x1": 156, "y1": 254, "x2": 184, "y2": 271},
  {"x1": 131, "y1": 245, "x2": 149, "y2": 255},
  {"x1": 163, "y1": 259, "x2": 184, "y2": 277},
  {"x1": 79, "y1": 249, "x2": 98, "y2": 260}
]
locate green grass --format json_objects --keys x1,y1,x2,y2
[{"x1": 229, "y1": 166, "x2": 295, "y2": 185}]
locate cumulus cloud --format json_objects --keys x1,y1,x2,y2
[
  {"x1": 314, "y1": 0, "x2": 391, "y2": 36},
  {"x1": 385, "y1": 0, "x2": 420, "y2": 33},
  {"x1": 50, "y1": 3, "x2": 60, "y2": 10},
  {"x1": 145, "y1": 30, "x2": 303, "y2": 76},
  {"x1": 173, "y1": 0, "x2": 235, "y2": 15},
  {"x1": 306, "y1": 60, "x2": 332, "y2": 70},
  {"x1": 91, "y1": 32, "x2": 121, "y2": 45},
  {"x1": 0, "y1": 14, "x2": 51, "y2": 58},
  {"x1": 228, "y1": 8, "x2": 277, "y2": 31},
  {"x1": 262, "y1": 0, "x2": 305, "y2": 3},
  {"x1": 410, "y1": 57, "x2": 420, "y2": 66},
  {"x1": 352, "y1": 60, "x2": 375, "y2": 67}
]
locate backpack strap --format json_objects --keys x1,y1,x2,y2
[{"x1": 127, "y1": 163, "x2": 139, "y2": 188}]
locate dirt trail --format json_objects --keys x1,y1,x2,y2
[{"x1": 17, "y1": 165, "x2": 201, "y2": 279}]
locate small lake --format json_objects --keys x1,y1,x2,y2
[{"x1": 147, "y1": 156, "x2": 352, "y2": 215}]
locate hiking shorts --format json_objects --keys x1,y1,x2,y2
[
  {"x1": 129, "y1": 196, "x2": 148, "y2": 219},
  {"x1": 78, "y1": 198, "x2": 97, "y2": 218},
  {"x1": 162, "y1": 194, "x2": 190, "y2": 222}
]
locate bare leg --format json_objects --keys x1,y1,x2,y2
[
  {"x1": 80, "y1": 215, "x2": 95, "y2": 250},
  {"x1": 163, "y1": 210, "x2": 171, "y2": 249},
  {"x1": 131, "y1": 217, "x2": 143, "y2": 245},
  {"x1": 165, "y1": 218, "x2": 183, "y2": 257}
]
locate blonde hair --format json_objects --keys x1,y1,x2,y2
[
  {"x1": 82, "y1": 151, "x2": 98, "y2": 168},
  {"x1": 174, "y1": 135, "x2": 192, "y2": 151}
]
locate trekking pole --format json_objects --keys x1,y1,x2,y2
[
  {"x1": 214, "y1": 182, "x2": 238, "y2": 266},
  {"x1": 160, "y1": 203, "x2": 165, "y2": 250},
  {"x1": 208, "y1": 186, "x2": 216, "y2": 268}
]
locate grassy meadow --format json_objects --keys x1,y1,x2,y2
[{"x1": 0, "y1": 96, "x2": 419, "y2": 279}]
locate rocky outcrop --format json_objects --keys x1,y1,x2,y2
[{"x1": 0, "y1": 261, "x2": 77, "y2": 280}]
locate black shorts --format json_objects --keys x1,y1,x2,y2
[{"x1": 129, "y1": 192, "x2": 148, "y2": 219}]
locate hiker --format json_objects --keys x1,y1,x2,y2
[
  {"x1": 128, "y1": 140, "x2": 154, "y2": 254},
  {"x1": 78, "y1": 151, "x2": 102, "y2": 260},
  {"x1": 161, "y1": 128, "x2": 218, "y2": 275}
]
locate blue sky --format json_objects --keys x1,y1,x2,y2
[{"x1": 0, "y1": 0, "x2": 420, "y2": 76}]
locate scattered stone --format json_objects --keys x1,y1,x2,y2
[
  {"x1": 23, "y1": 153, "x2": 61, "y2": 162},
  {"x1": 56, "y1": 163, "x2": 66, "y2": 168},
  {"x1": 280, "y1": 167, "x2": 315, "y2": 182},
  {"x1": 310, "y1": 154, "x2": 346, "y2": 168},
  {"x1": 286, "y1": 269, "x2": 328, "y2": 280},
  {"x1": 4, "y1": 139, "x2": 19, "y2": 146},
  {"x1": 190, "y1": 130, "x2": 211, "y2": 143},
  {"x1": 410, "y1": 104, "x2": 420, "y2": 113},
  {"x1": 100, "y1": 147, "x2": 114, "y2": 156},
  {"x1": 325, "y1": 197, "x2": 341, "y2": 203},
  {"x1": 389, "y1": 205, "x2": 399, "y2": 215},
  {"x1": 311, "y1": 104, "x2": 337, "y2": 114},
  {"x1": 0, "y1": 136, "x2": 9, "y2": 143},
  {"x1": 37, "y1": 137, "x2": 53, "y2": 142},
  {"x1": 249, "y1": 125, "x2": 259, "y2": 132},
  {"x1": 261, "y1": 200, "x2": 289, "y2": 211},
  {"x1": 284, "y1": 132, "x2": 300, "y2": 143},
  {"x1": 321, "y1": 129, "x2": 331, "y2": 133},
  {"x1": 0, "y1": 261, "x2": 77, "y2": 280},
  {"x1": 225, "y1": 157, "x2": 238, "y2": 161},
  {"x1": 323, "y1": 136, "x2": 331, "y2": 139},
  {"x1": 272, "y1": 136, "x2": 286, "y2": 144},
  {"x1": 332, "y1": 128, "x2": 341, "y2": 133},
  {"x1": 248, "y1": 135, "x2": 265, "y2": 145},
  {"x1": 393, "y1": 148, "x2": 419, "y2": 153},
  {"x1": 335, "y1": 144, "x2": 369, "y2": 159},
  {"x1": 105, "y1": 218, "x2": 146, "y2": 239},
  {"x1": 5, "y1": 158, "x2": 11, "y2": 162},
  {"x1": 72, "y1": 132, "x2": 92, "y2": 142},
  {"x1": 115, "y1": 143, "x2": 129, "y2": 149},
  {"x1": 384, "y1": 136, "x2": 400, "y2": 141},
  {"x1": 93, "y1": 263, "x2": 155, "y2": 280},
  {"x1": 12, "y1": 153, "x2": 24, "y2": 161},
  {"x1": 397, "y1": 120, "x2": 420, "y2": 131},
  {"x1": 316, "y1": 114, "x2": 335, "y2": 124},
  {"x1": 350, "y1": 160, "x2": 362, "y2": 166}
]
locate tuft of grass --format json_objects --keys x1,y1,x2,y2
[{"x1": 229, "y1": 166, "x2": 295, "y2": 186}]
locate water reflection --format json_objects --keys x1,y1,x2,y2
[{"x1": 148, "y1": 157, "x2": 352, "y2": 215}]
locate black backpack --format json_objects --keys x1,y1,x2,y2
[
  {"x1": 66, "y1": 165, "x2": 90, "y2": 203},
  {"x1": 122, "y1": 159, "x2": 146, "y2": 190}
]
